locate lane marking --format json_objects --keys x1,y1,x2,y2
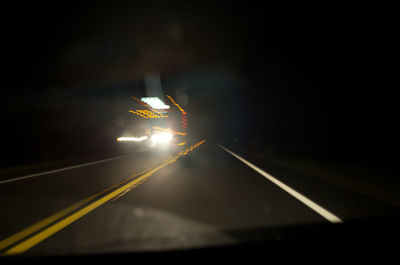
[
  {"x1": 0, "y1": 154, "x2": 135, "y2": 185},
  {"x1": 0, "y1": 195, "x2": 96, "y2": 251},
  {"x1": 218, "y1": 145, "x2": 343, "y2": 223},
  {"x1": 2, "y1": 156, "x2": 176, "y2": 255},
  {"x1": 0, "y1": 162, "x2": 161, "y2": 252},
  {"x1": 2, "y1": 140, "x2": 206, "y2": 255}
]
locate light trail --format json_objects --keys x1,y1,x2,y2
[
  {"x1": 116, "y1": 136, "x2": 148, "y2": 142},
  {"x1": 166, "y1": 95, "x2": 186, "y2": 114}
]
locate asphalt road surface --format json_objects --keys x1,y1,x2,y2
[{"x1": 0, "y1": 140, "x2": 399, "y2": 256}]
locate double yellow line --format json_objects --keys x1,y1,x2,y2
[
  {"x1": 0, "y1": 140, "x2": 206, "y2": 256},
  {"x1": 0, "y1": 154, "x2": 177, "y2": 255}
]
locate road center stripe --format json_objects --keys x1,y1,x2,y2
[
  {"x1": 0, "y1": 162, "x2": 161, "y2": 252},
  {"x1": 1, "y1": 140, "x2": 205, "y2": 255},
  {"x1": 218, "y1": 145, "x2": 343, "y2": 223},
  {"x1": 0, "y1": 195, "x2": 95, "y2": 251},
  {"x1": 2, "y1": 156, "x2": 176, "y2": 255}
]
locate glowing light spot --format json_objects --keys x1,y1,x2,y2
[
  {"x1": 117, "y1": 136, "x2": 148, "y2": 142},
  {"x1": 151, "y1": 132, "x2": 173, "y2": 144},
  {"x1": 141, "y1": 97, "x2": 170, "y2": 110},
  {"x1": 152, "y1": 126, "x2": 186, "y2": 135}
]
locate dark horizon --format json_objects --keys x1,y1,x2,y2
[{"x1": 1, "y1": 1, "x2": 398, "y2": 168}]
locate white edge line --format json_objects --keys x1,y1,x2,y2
[
  {"x1": 0, "y1": 154, "x2": 133, "y2": 185},
  {"x1": 218, "y1": 144, "x2": 343, "y2": 223}
]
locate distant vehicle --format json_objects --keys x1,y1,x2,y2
[
  {"x1": 145, "y1": 126, "x2": 174, "y2": 148},
  {"x1": 137, "y1": 95, "x2": 187, "y2": 150},
  {"x1": 117, "y1": 95, "x2": 187, "y2": 152}
]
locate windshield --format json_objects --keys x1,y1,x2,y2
[{"x1": 1, "y1": 1, "x2": 399, "y2": 256}]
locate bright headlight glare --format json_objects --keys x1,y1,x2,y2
[{"x1": 151, "y1": 132, "x2": 173, "y2": 143}]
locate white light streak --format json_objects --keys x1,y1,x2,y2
[
  {"x1": 141, "y1": 97, "x2": 170, "y2": 109},
  {"x1": 116, "y1": 136, "x2": 148, "y2": 142}
]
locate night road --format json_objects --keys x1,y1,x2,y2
[
  {"x1": 1, "y1": 142, "x2": 398, "y2": 256},
  {"x1": 2, "y1": 1, "x2": 400, "y2": 261}
]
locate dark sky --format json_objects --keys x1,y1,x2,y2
[{"x1": 1, "y1": 2, "x2": 398, "y2": 167}]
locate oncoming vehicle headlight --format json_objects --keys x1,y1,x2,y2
[{"x1": 150, "y1": 132, "x2": 173, "y2": 144}]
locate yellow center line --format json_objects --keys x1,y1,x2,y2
[
  {"x1": 0, "y1": 161, "x2": 161, "y2": 253},
  {"x1": 0, "y1": 195, "x2": 96, "y2": 251},
  {"x1": 2, "y1": 155, "x2": 179, "y2": 255},
  {"x1": 1, "y1": 140, "x2": 206, "y2": 256}
]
